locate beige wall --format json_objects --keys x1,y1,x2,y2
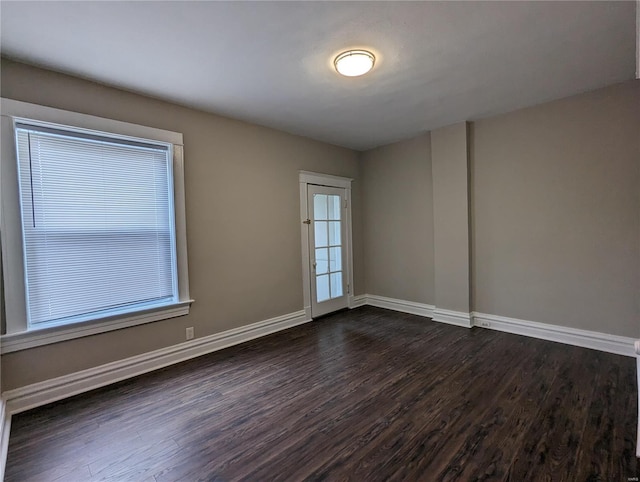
[
  {"x1": 360, "y1": 81, "x2": 638, "y2": 339},
  {"x1": 431, "y1": 123, "x2": 470, "y2": 314},
  {"x1": 471, "y1": 80, "x2": 640, "y2": 337},
  {"x1": 0, "y1": 59, "x2": 364, "y2": 390},
  {"x1": 360, "y1": 134, "x2": 434, "y2": 304}
]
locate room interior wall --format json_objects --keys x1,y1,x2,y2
[
  {"x1": 360, "y1": 134, "x2": 434, "y2": 304},
  {"x1": 360, "y1": 79, "x2": 638, "y2": 339},
  {"x1": 0, "y1": 58, "x2": 364, "y2": 390},
  {"x1": 471, "y1": 79, "x2": 639, "y2": 338}
]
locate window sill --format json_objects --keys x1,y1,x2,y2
[{"x1": 0, "y1": 300, "x2": 194, "y2": 354}]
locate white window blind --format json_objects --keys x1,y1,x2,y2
[{"x1": 14, "y1": 122, "x2": 178, "y2": 327}]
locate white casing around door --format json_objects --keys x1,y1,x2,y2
[{"x1": 299, "y1": 171, "x2": 354, "y2": 320}]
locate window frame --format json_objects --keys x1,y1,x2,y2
[{"x1": 0, "y1": 98, "x2": 193, "y2": 354}]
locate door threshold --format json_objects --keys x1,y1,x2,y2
[{"x1": 312, "y1": 307, "x2": 350, "y2": 320}]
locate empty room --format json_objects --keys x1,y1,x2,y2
[{"x1": 0, "y1": 1, "x2": 638, "y2": 481}]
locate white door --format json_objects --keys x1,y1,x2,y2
[{"x1": 307, "y1": 185, "x2": 348, "y2": 317}]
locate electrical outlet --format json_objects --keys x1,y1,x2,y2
[
  {"x1": 480, "y1": 321, "x2": 491, "y2": 328},
  {"x1": 186, "y1": 327, "x2": 194, "y2": 340}
]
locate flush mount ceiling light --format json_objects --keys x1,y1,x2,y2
[{"x1": 334, "y1": 50, "x2": 375, "y2": 77}]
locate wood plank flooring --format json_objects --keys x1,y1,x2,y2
[{"x1": 5, "y1": 306, "x2": 638, "y2": 481}]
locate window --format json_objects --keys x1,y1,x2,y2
[
  {"x1": 16, "y1": 122, "x2": 177, "y2": 326},
  {"x1": 1, "y1": 99, "x2": 191, "y2": 352}
]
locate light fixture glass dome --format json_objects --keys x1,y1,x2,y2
[{"x1": 334, "y1": 50, "x2": 375, "y2": 77}]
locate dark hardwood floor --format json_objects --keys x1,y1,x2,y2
[{"x1": 5, "y1": 306, "x2": 638, "y2": 481}]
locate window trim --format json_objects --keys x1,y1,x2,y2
[{"x1": 0, "y1": 98, "x2": 193, "y2": 353}]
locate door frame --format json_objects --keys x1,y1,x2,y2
[{"x1": 299, "y1": 171, "x2": 354, "y2": 320}]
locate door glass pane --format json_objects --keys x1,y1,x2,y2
[
  {"x1": 314, "y1": 194, "x2": 328, "y2": 220},
  {"x1": 330, "y1": 272, "x2": 343, "y2": 298},
  {"x1": 316, "y1": 274, "x2": 330, "y2": 302},
  {"x1": 327, "y1": 195, "x2": 341, "y2": 220},
  {"x1": 328, "y1": 221, "x2": 341, "y2": 246},
  {"x1": 315, "y1": 248, "x2": 329, "y2": 274},
  {"x1": 314, "y1": 221, "x2": 328, "y2": 247},
  {"x1": 329, "y1": 247, "x2": 342, "y2": 272}
]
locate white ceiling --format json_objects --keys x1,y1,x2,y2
[{"x1": 0, "y1": 1, "x2": 636, "y2": 151}]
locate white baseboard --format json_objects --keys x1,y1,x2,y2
[
  {"x1": 0, "y1": 398, "x2": 9, "y2": 481},
  {"x1": 4, "y1": 309, "x2": 311, "y2": 416},
  {"x1": 364, "y1": 294, "x2": 434, "y2": 318},
  {"x1": 472, "y1": 311, "x2": 636, "y2": 358},
  {"x1": 356, "y1": 295, "x2": 471, "y2": 328},
  {"x1": 635, "y1": 340, "x2": 640, "y2": 458},
  {"x1": 432, "y1": 307, "x2": 473, "y2": 328},
  {"x1": 353, "y1": 294, "x2": 636, "y2": 358},
  {"x1": 350, "y1": 295, "x2": 367, "y2": 308}
]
